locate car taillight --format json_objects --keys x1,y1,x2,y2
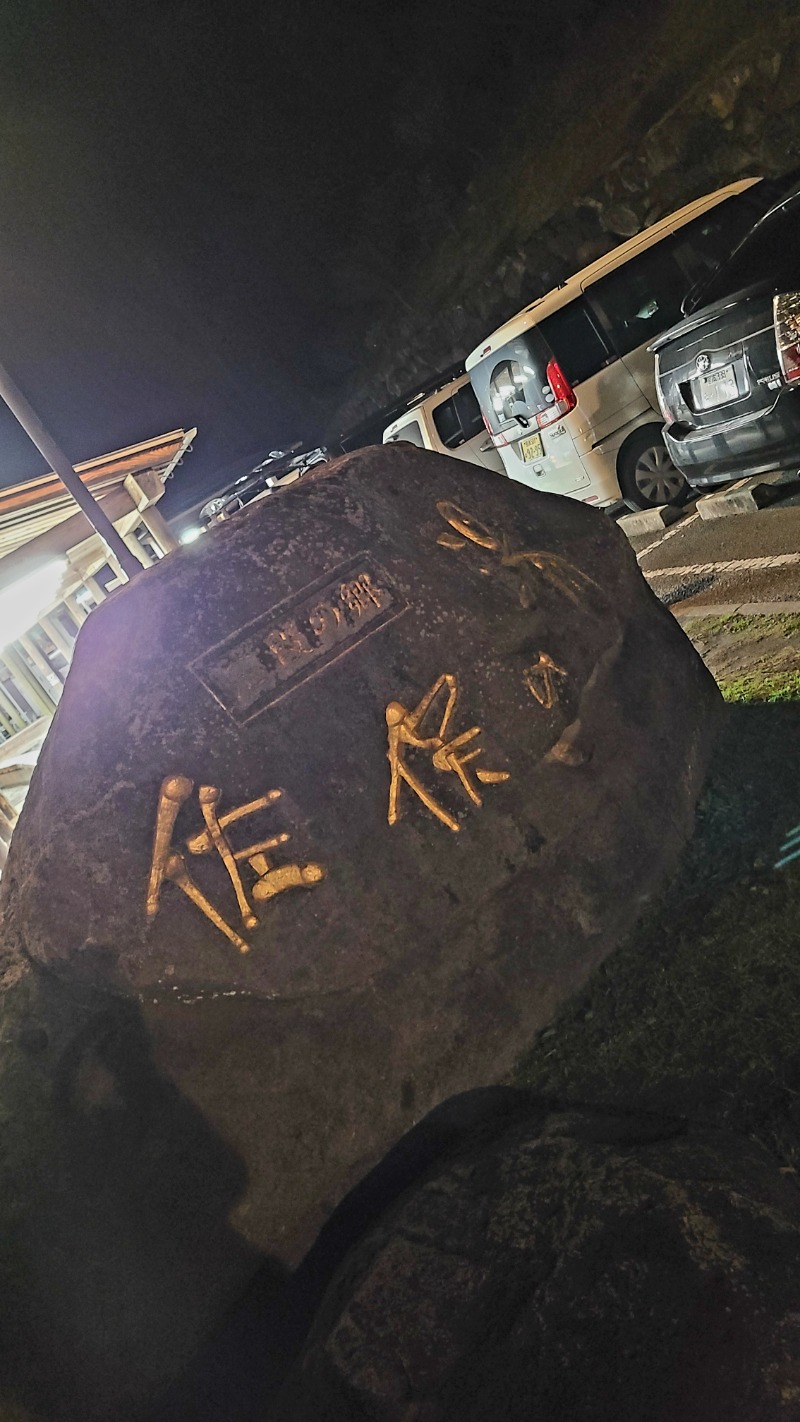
[
  {"x1": 535, "y1": 359, "x2": 577, "y2": 429},
  {"x1": 774, "y1": 292, "x2": 800, "y2": 382},
  {"x1": 654, "y1": 355, "x2": 676, "y2": 424}
]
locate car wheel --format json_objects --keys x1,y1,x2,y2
[{"x1": 617, "y1": 427, "x2": 689, "y2": 510}]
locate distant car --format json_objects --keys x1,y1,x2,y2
[
  {"x1": 383, "y1": 372, "x2": 506, "y2": 474},
  {"x1": 200, "y1": 447, "x2": 329, "y2": 526},
  {"x1": 653, "y1": 186, "x2": 800, "y2": 489}
]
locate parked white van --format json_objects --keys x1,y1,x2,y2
[
  {"x1": 466, "y1": 179, "x2": 768, "y2": 509},
  {"x1": 383, "y1": 371, "x2": 505, "y2": 475}
]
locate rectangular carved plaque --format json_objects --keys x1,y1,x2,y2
[{"x1": 191, "y1": 554, "x2": 407, "y2": 723}]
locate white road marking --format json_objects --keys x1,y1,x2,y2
[
  {"x1": 645, "y1": 551, "x2": 800, "y2": 581},
  {"x1": 636, "y1": 510, "x2": 700, "y2": 563}
]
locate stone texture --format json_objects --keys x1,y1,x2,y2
[
  {"x1": 333, "y1": 19, "x2": 800, "y2": 433},
  {"x1": 0, "y1": 447, "x2": 720, "y2": 1412},
  {"x1": 279, "y1": 1101, "x2": 800, "y2": 1422}
]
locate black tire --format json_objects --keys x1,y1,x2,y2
[{"x1": 617, "y1": 426, "x2": 689, "y2": 510}]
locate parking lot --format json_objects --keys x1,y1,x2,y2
[
  {"x1": 627, "y1": 485, "x2": 800, "y2": 615},
  {"x1": 621, "y1": 480, "x2": 800, "y2": 701}
]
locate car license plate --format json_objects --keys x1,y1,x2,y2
[
  {"x1": 519, "y1": 432, "x2": 544, "y2": 462},
  {"x1": 696, "y1": 363, "x2": 738, "y2": 409}
]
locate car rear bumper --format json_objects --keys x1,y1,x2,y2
[{"x1": 663, "y1": 390, "x2": 800, "y2": 486}]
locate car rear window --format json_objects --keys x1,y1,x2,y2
[
  {"x1": 587, "y1": 242, "x2": 691, "y2": 357},
  {"x1": 470, "y1": 332, "x2": 552, "y2": 437},
  {"x1": 387, "y1": 417, "x2": 425, "y2": 447},
  {"x1": 687, "y1": 197, "x2": 800, "y2": 309},
  {"x1": 537, "y1": 298, "x2": 612, "y2": 385},
  {"x1": 432, "y1": 383, "x2": 484, "y2": 449}
]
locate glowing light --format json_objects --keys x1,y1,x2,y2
[
  {"x1": 179, "y1": 526, "x2": 204, "y2": 546},
  {"x1": 0, "y1": 559, "x2": 68, "y2": 652}
]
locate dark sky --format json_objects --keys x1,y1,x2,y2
[{"x1": 0, "y1": 0, "x2": 569, "y2": 512}]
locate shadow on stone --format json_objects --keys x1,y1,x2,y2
[
  {"x1": 0, "y1": 971, "x2": 277, "y2": 1422},
  {"x1": 277, "y1": 1100, "x2": 800, "y2": 1422}
]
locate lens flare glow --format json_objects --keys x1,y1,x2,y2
[{"x1": 0, "y1": 559, "x2": 68, "y2": 652}]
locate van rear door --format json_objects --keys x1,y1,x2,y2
[{"x1": 469, "y1": 321, "x2": 591, "y2": 495}]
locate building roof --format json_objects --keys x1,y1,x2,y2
[{"x1": 0, "y1": 428, "x2": 195, "y2": 560}]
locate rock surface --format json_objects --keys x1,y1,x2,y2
[
  {"x1": 278, "y1": 1102, "x2": 800, "y2": 1422},
  {"x1": 0, "y1": 445, "x2": 719, "y2": 1412}
]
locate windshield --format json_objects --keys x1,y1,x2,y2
[{"x1": 687, "y1": 195, "x2": 800, "y2": 312}]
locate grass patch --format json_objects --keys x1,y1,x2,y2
[
  {"x1": 720, "y1": 669, "x2": 800, "y2": 703},
  {"x1": 683, "y1": 612, "x2": 800, "y2": 641}
]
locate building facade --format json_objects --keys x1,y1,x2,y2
[{"x1": 0, "y1": 428, "x2": 195, "y2": 859}]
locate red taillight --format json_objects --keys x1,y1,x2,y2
[
  {"x1": 774, "y1": 292, "x2": 800, "y2": 382},
  {"x1": 535, "y1": 359, "x2": 577, "y2": 429}
]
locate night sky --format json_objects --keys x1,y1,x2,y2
[{"x1": 0, "y1": 0, "x2": 588, "y2": 512}]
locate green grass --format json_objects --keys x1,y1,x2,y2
[
  {"x1": 684, "y1": 612, "x2": 800, "y2": 641},
  {"x1": 720, "y1": 669, "x2": 800, "y2": 703},
  {"x1": 680, "y1": 613, "x2": 800, "y2": 702}
]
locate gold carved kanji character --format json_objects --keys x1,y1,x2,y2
[
  {"x1": 339, "y1": 571, "x2": 385, "y2": 617},
  {"x1": 146, "y1": 774, "x2": 325, "y2": 952},
  {"x1": 386, "y1": 672, "x2": 509, "y2": 833},
  {"x1": 435, "y1": 500, "x2": 603, "y2": 611},
  {"x1": 523, "y1": 652, "x2": 568, "y2": 709}
]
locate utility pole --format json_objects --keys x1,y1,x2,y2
[{"x1": 0, "y1": 359, "x2": 144, "y2": 582}]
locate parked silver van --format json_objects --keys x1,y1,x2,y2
[{"x1": 466, "y1": 179, "x2": 767, "y2": 509}]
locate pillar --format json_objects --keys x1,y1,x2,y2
[
  {"x1": 1, "y1": 645, "x2": 58, "y2": 719},
  {"x1": 139, "y1": 503, "x2": 179, "y2": 555},
  {"x1": 64, "y1": 592, "x2": 89, "y2": 626},
  {"x1": 19, "y1": 631, "x2": 64, "y2": 694},
  {"x1": 40, "y1": 611, "x2": 76, "y2": 662},
  {"x1": 123, "y1": 527, "x2": 153, "y2": 567}
]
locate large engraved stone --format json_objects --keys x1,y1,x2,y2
[{"x1": 1, "y1": 445, "x2": 719, "y2": 1285}]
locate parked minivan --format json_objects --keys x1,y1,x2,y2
[
  {"x1": 466, "y1": 178, "x2": 768, "y2": 509},
  {"x1": 383, "y1": 372, "x2": 505, "y2": 474},
  {"x1": 653, "y1": 185, "x2": 800, "y2": 489}
]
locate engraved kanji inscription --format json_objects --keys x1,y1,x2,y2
[
  {"x1": 436, "y1": 500, "x2": 603, "y2": 611},
  {"x1": 386, "y1": 673, "x2": 509, "y2": 833},
  {"x1": 523, "y1": 652, "x2": 568, "y2": 709},
  {"x1": 192, "y1": 555, "x2": 407, "y2": 723},
  {"x1": 146, "y1": 775, "x2": 325, "y2": 952}
]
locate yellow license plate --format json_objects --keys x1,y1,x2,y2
[{"x1": 519, "y1": 432, "x2": 544, "y2": 462}]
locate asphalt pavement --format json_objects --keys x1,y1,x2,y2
[{"x1": 627, "y1": 486, "x2": 800, "y2": 613}]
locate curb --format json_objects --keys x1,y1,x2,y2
[
  {"x1": 672, "y1": 600, "x2": 800, "y2": 621},
  {"x1": 617, "y1": 503, "x2": 687, "y2": 539},
  {"x1": 696, "y1": 472, "x2": 800, "y2": 522}
]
